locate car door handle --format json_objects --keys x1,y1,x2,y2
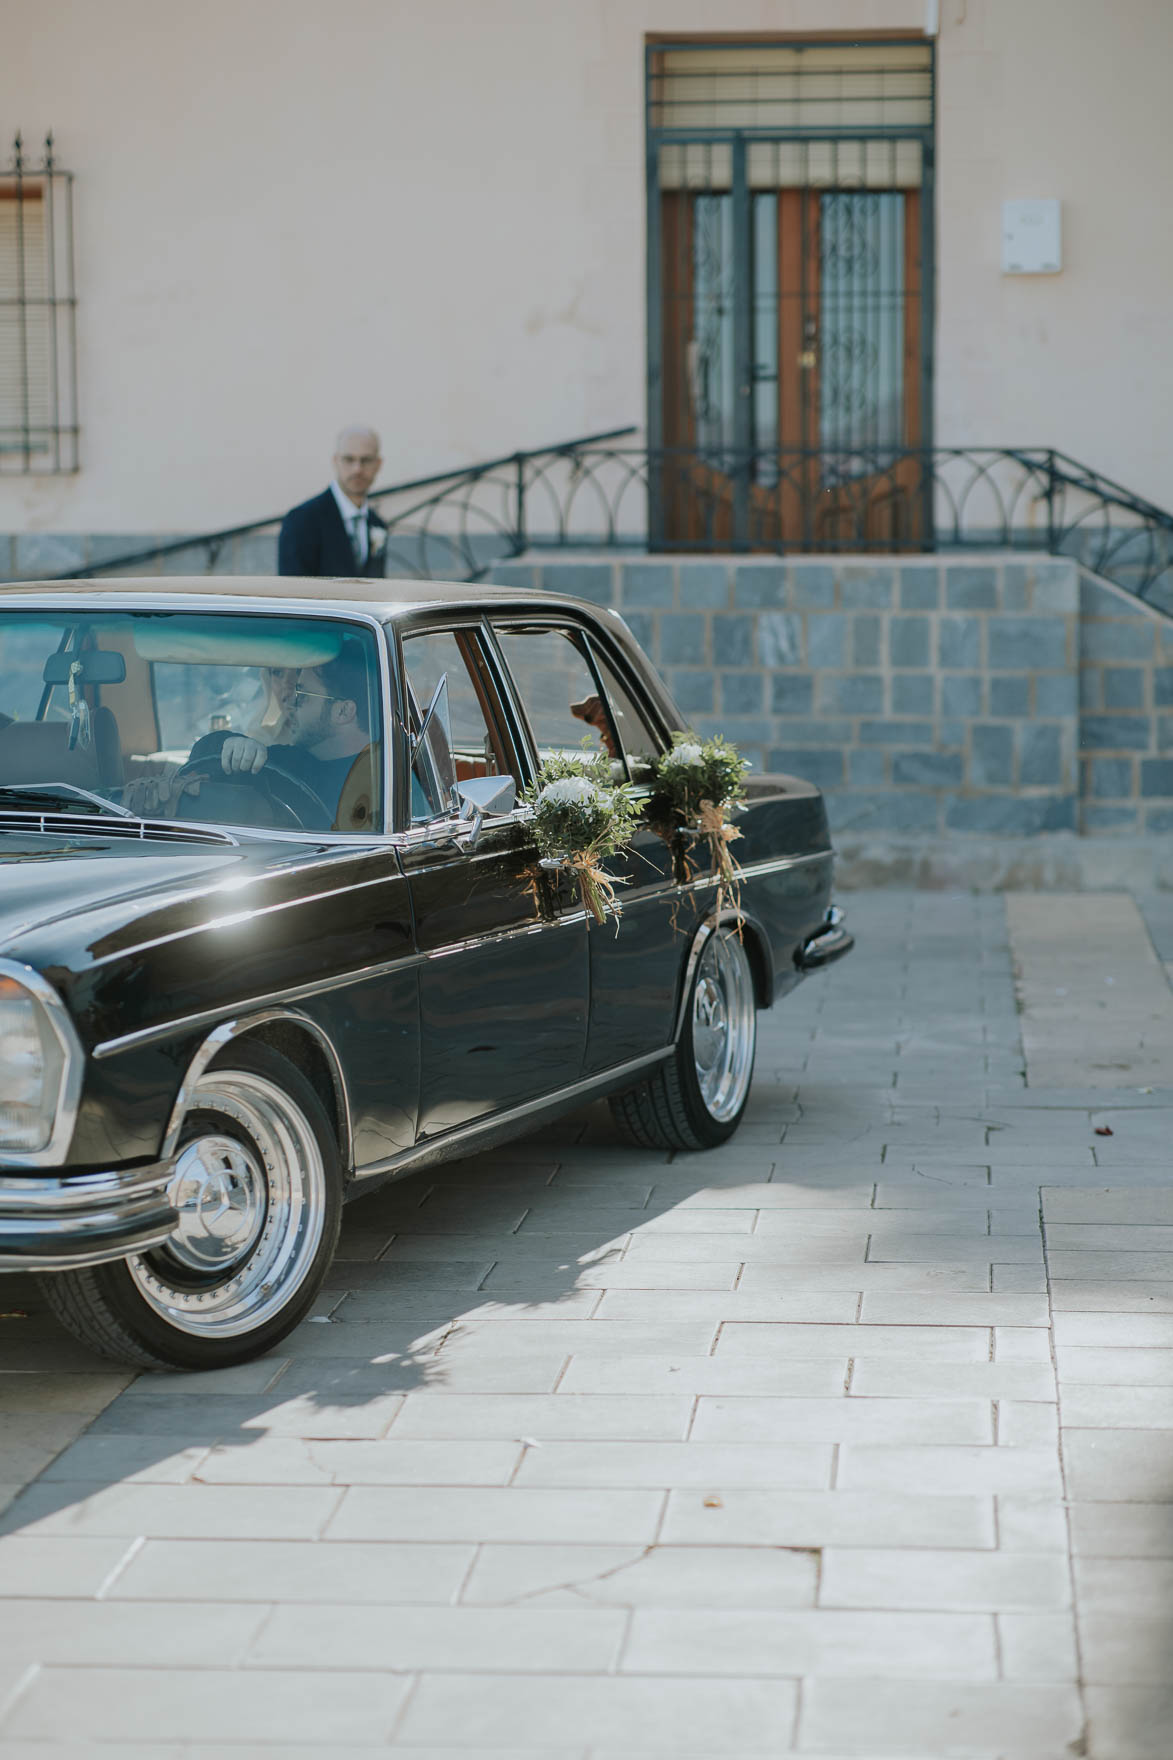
[{"x1": 455, "y1": 804, "x2": 534, "y2": 854}]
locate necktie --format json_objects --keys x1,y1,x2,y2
[{"x1": 351, "y1": 514, "x2": 367, "y2": 567}]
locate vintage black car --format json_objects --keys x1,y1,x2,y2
[{"x1": 0, "y1": 577, "x2": 852, "y2": 1368}]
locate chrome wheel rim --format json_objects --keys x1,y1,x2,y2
[
  {"x1": 691, "y1": 928, "x2": 756, "y2": 1122},
  {"x1": 129, "y1": 1068, "x2": 326, "y2": 1339}
]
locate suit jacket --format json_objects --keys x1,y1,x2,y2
[{"x1": 277, "y1": 488, "x2": 388, "y2": 578}]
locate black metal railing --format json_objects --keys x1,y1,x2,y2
[
  {"x1": 44, "y1": 439, "x2": 1173, "y2": 614},
  {"x1": 640, "y1": 446, "x2": 1173, "y2": 609},
  {"x1": 48, "y1": 426, "x2": 639, "y2": 584}
]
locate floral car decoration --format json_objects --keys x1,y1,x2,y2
[
  {"x1": 525, "y1": 749, "x2": 641, "y2": 927},
  {"x1": 652, "y1": 731, "x2": 751, "y2": 907}
]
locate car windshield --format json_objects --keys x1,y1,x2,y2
[{"x1": 0, "y1": 609, "x2": 385, "y2": 835}]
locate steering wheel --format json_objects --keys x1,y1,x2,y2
[{"x1": 171, "y1": 751, "x2": 330, "y2": 832}]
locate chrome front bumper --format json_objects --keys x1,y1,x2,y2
[
  {"x1": 797, "y1": 906, "x2": 855, "y2": 973},
  {"x1": 0, "y1": 1160, "x2": 177, "y2": 1272}
]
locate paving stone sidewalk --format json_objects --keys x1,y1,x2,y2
[{"x1": 1, "y1": 889, "x2": 1172, "y2": 1756}]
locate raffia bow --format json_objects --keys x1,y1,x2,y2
[
  {"x1": 697, "y1": 797, "x2": 744, "y2": 920},
  {"x1": 568, "y1": 851, "x2": 626, "y2": 930},
  {"x1": 536, "y1": 850, "x2": 627, "y2": 930}
]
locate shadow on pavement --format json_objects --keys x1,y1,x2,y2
[{"x1": 0, "y1": 1087, "x2": 852, "y2": 1533}]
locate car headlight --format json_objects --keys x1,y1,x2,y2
[{"x1": 0, "y1": 972, "x2": 75, "y2": 1154}]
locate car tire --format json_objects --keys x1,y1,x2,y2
[
  {"x1": 609, "y1": 924, "x2": 757, "y2": 1151},
  {"x1": 38, "y1": 1041, "x2": 342, "y2": 1370}
]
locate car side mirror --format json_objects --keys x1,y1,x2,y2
[{"x1": 455, "y1": 774, "x2": 516, "y2": 852}]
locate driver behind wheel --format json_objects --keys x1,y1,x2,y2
[
  {"x1": 119, "y1": 664, "x2": 302, "y2": 819},
  {"x1": 186, "y1": 639, "x2": 372, "y2": 826}
]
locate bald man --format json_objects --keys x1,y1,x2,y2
[{"x1": 277, "y1": 426, "x2": 389, "y2": 578}]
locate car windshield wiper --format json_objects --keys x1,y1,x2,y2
[{"x1": 0, "y1": 783, "x2": 136, "y2": 818}]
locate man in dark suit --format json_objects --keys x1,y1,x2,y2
[{"x1": 278, "y1": 426, "x2": 389, "y2": 577}]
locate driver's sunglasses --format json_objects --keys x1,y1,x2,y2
[{"x1": 293, "y1": 688, "x2": 337, "y2": 705}]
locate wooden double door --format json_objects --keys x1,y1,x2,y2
[{"x1": 657, "y1": 181, "x2": 927, "y2": 552}]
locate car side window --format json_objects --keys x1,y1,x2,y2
[
  {"x1": 587, "y1": 646, "x2": 663, "y2": 784},
  {"x1": 495, "y1": 625, "x2": 624, "y2": 774},
  {"x1": 399, "y1": 627, "x2": 513, "y2": 823}
]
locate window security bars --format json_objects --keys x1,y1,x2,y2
[
  {"x1": 1, "y1": 133, "x2": 78, "y2": 474},
  {"x1": 645, "y1": 39, "x2": 935, "y2": 552}
]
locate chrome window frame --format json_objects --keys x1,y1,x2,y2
[
  {"x1": 0, "y1": 594, "x2": 398, "y2": 845},
  {"x1": 483, "y1": 610, "x2": 676, "y2": 787},
  {"x1": 390, "y1": 612, "x2": 531, "y2": 835}
]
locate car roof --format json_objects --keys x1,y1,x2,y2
[{"x1": 0, "y1": 575, "x2": 565, "y2": 622}]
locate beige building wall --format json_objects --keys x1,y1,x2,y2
[{"x1": 1, "y1": 0, "x2": 1167, "y2": 536}]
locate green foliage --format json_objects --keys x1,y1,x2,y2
[
  {"x1": 653, "y1": 731, "x2": 750, "y2": 825},
  {"x1": 524, "y1": 749, "x2": 642, "y2": 862}
]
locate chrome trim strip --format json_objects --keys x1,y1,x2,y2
[
  {"x1": 683, "y1": 848, "x2": 830, "y2": 890},
  {"x1": 93, "y1": 909, "x2": 593, "y2": 1060},
  {"x1": 161, "y1": 1009, "x2": 354, "y2": 1168},
  {"x1": 84, "y1": 860, "x2": 409, "y2": 974},
  {"x1": 423, "y1": 911, "x2": 584, "y2": 962},
  {"x1": 351, "y1": 1044, "x2": 672, "y2": 1185},
  {"x1": 93, "y1": 959, "x2": 424, "y2": 1060},
  {"x1": 0, "y1": 961, "x2": 85, "y2": 1169},
  {"x1": 0, "y1": 594, "x2": 391, "y2": 629},
  {"x1": 377, "y1": 606, "x2": 396, "y2": 837}
]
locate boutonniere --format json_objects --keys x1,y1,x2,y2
[{"x1": 367, "y1": 524, "x2": 387, "y2": 558}]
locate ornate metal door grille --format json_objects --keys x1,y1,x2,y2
[
  {"x1": 1, "y1": 134, "x2": 78, "y2": 474},
  {"x1": 646, "y1": 39, "x2": 935, "y2": 550}
]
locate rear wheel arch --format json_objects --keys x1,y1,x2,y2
[
  {"x1": 674, "y1": 910, "x2": 772, "y2": 1036},
  {"x1": 732, "y1": 914, "x2": 773, "y2": 1012}
]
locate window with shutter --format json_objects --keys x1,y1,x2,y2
[{"x1": 0, "y1": 134, "x2": 78, "y2": 474}]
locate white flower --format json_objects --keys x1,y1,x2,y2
[
  {"x1": 538, "y1": 776, "x2": 600, "y2": 808},
  {"x1": 663, "y1": 742, "x2": 704, "y2": 768}
]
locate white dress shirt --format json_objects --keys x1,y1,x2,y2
[{"x1": 330, "y1": 479, "x2": 368, "y2": 566}]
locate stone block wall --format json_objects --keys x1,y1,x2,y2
[
  {"x1": 1079, "y1": 576, "x2": 1173, "y2": 834},
  {"x1": 489, "y1": 554, "x2": 1088, "y2": 837}
]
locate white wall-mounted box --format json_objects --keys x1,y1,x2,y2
[{"x1": 1002, "y1": 199, "x2": 1062, "y2": 274}]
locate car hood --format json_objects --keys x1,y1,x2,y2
[{"x1": 0, "y1": 831, "x2": 322, "y2": 956}]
